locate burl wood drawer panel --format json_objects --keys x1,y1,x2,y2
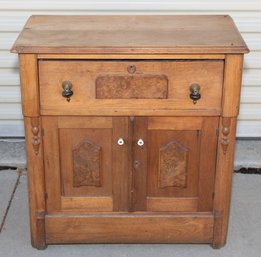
[{"x1": 39, "y1": 60, "x2": 224, "y2": 116}]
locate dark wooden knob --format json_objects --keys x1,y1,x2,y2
[
  {"x1": 190, "y1": 83, "x2": 201, "y2": 104},
  {"x1": 62, "y1": 81, "x2": 73, "y2": 101}
]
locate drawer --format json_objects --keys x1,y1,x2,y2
[{"x1": 39, "y1": 60, "x2": 224, "y2": 116}]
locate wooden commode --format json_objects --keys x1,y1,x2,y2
[{"x1": 11, "y1": 15, "x2": 249, "y2": 249}]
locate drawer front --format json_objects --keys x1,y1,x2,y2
[{"x1": 39, "y1": 60, "x2": 224, "y2": 115}]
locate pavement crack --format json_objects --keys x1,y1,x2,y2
[
  {"x1": 0, "y1": 166, "x2": 17, "y2": 171},
  {"x1": 234, "y1": 168, "x2": 261, "y2": 174},
  {"x1": 0, "y1": 168, "x2": 23, "y2": 233}
]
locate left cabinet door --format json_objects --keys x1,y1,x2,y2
[{"x1": 42, "y1": 116, "x2": 130, "y2": 213}]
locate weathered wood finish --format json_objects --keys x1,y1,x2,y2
[
  {"x1": 198, "y1": 117, "x2": 219, "y2": 211},
  {"x1": 43, "y1": 117, "x2": 131, "y2": 213},
  {"x1": 146, "y1": 117, "x2": 218, "y2": 212},
  {"x1": 61, "y1": 197, "x2": 113, "y2": 212},
  {"x1": 42, "y1": 116, "x2": 218, "y2": 215},
  {"x1": 19, "y1": 54, "x2": 39, "y2": 116},
  {"x1": 132, "y1": 117, "x2": 148, "y2": 211},
  {"x1": 41, "y1": 117, "x2": 61, "y2": 213},
  {"x1": 212, "y1": 53, "x2": 245, "y2": 248},
  {"x1": 212, "y1": 114, "x2": 238, "y2": 248},
  {"x1": 45, "y1": 213, "x2": 214, "y2": 244},
  {"x1": 37, "y1": 53, "x2": 226, "y2": 60},
  {"x1": 13, "y1": 15, "x2": 248, "y2": 249},
  {"x1": 11, "y1": 15, "x2": 249, "y2": 54},
  {"x1": 24, "y1": 117, "x2": 46, "y2": 249},
  {"x1": 112, "y1": 117, "x2": 131, "y2": 211},
  {"x1": 147, "y1": 197, "x2": 198, "y2": 212},
  {"x1": 222, "y1": 55, "x2": 244, "y2": 117},
  {"x1": 38, "y1": 60, "x2": 224, "y2": 116},
  {"x1": 59, "y1": 126, "x2": 113, "y2": 198}
]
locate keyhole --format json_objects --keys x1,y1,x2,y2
[{"x1": 134, "y1": 160, "x2": 140, "y2": 169}]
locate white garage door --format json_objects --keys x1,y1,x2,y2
[{"x1": 0, "y1": 0, "x2": 260, "y2": 137}]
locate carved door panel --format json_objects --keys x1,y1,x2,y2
[
  {"x1": 43, "y1": 116, "x2": 218, "y2": 214},
  {"x1": 132, "y1": 117, "x2": 219, "y2": 212},
  {"x1": 42, "y1": 116, "x2": 130, "y2": 213}
]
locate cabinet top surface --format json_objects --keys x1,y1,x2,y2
[{"x1": 11, "y1": 15, "x2": 249, "y2": 54}]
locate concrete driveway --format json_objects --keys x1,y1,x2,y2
[{"x1": 0, "y1": 169, "x2": 261, "y2": 257}]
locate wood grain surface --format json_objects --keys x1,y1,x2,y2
[
  {"x1": 19, "y1": 54, "x2": 39, "y2": 116},
  {"x1": 38, "y1": 60, "x2": 224, "y2": 116},
  {"x1": 11, "y1": 15, "x2": 249, "y2": 54},
  {"x1": 45, "y1": 213, "x2": 214, "y2": 244},
  {"x1": 24, "y1": 117, "x2": 46, "y2": 249},
  {"x1": 14, "y1": 15, "x2": 248, "y2": 249}
]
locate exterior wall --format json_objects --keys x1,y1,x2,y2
[{"x1": 0, "y1": 0, "x2": 260, "y2": 137}]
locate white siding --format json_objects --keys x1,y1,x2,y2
[{"x1": 0, "y1": 0, "x2": 261, "y2": 137}]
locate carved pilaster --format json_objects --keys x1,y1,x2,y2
[
  {"x1": 213, "y1": 117, "x2": 237, "y2": 248},
  {"x1": 221, "y1": 117, "x2": 231, "y2": 155},
  {"x1": 24, "y1": 116, "x2": 46, "y2": 249},
  {"x1": 31, "y1": 117, "x2": 40, "y2": 155}
]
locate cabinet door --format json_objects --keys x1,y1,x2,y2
[
  {"x1": 42, "y1": 116, "x2": 130, "y2": 213},
  {"x1": 132, "y1": 117, "x2": 219, "y2": 212}
]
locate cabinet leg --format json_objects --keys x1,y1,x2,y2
[
  {"x1": 212, "y1": 241, "x2": 226, "y2": 249},
  {"x1": 31, "y1": 240, "x2": 47, "y2": 250},
  {"x1": 28, "y1": 193, "x2": 47, "y2": 249},
  {"x1": 211, "y1": 210, "x2": 227, "y2": 248},
  {"x1": 31, "y1": 233, "x2": 47, "y2": 250}
]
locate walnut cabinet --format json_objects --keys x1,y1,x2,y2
[{"x1": 11, "y1": 15, "x2": 249, "y2": 249}]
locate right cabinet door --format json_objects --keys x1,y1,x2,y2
[{"x1": 132, "y1": 117, "x2": 219, "y2": 212}]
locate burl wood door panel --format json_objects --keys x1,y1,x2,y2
[
  {"x1": 132, "y1": 117, "x2": 219, "y2": 212},
  {"x1": 42, "y1": 116, "x2": 130, "y2": 213}
]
